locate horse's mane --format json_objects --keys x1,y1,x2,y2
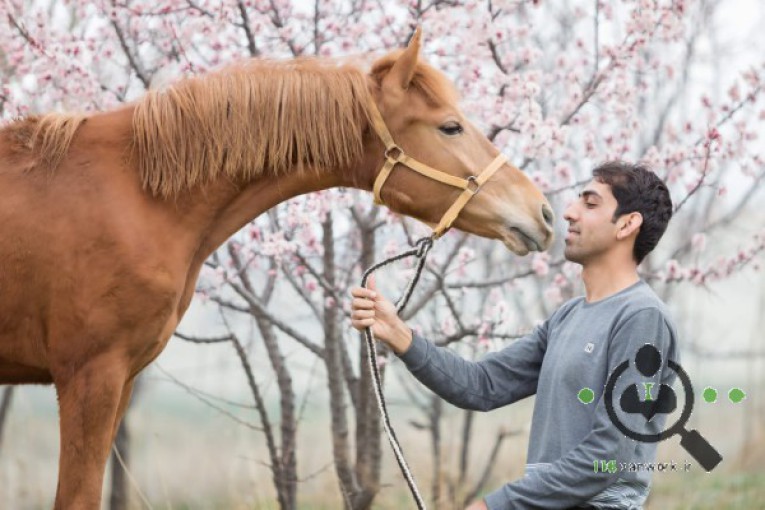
[
  {"x1": 133, "y1": 58, "x2": 376, "y2": 198},
  {"x1": 1, "y1": 114, "x2": 85, "y2": 171},
  {"x1": 135, "y1": 55, "x2": 458, "y2": 198},
  {"x1": 3, "y1": 53, "x2": 458, "y2": 199}
]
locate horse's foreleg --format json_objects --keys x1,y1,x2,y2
[{"x1": 53, "y1": 356, "x2": 129, "y2": 510}]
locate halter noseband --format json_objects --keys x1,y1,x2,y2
[{"x1": 367, "y1": 99, "x2": 507, "y2": 240}]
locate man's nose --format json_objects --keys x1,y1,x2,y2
[{"x1": 563, "y1": 203, "x2": 576, "y2": 221}]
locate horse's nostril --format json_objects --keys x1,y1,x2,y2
[{"x1": 541, "y1": 204, "x2": 554, "y2": 228}]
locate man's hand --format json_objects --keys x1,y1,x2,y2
[
  {"x1": 350, "y1": 274, "x2": 413, "y2": 354},
  {"x1": 465, "y1": 499, "x2": 488, "y2": 510}
]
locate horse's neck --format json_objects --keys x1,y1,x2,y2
[
  {"x1": 190, "y1": 129, "x2": 382, "y2": 259},
  {"x1": 191, "y1": 170, "x2": 344, "y2": 260},
  {"x1": 163, "y1": 132, "x2": 381, "y2": 319}
]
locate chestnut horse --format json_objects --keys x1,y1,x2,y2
[{"x1": 0, "y1": 30, "x2": 553, "y2": 508}]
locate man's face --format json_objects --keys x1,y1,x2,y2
[{"x1": 562, "y1": 179, "x2": 621, "y2": 264}]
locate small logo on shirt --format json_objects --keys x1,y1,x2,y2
[{"x1": 584, "y1": 342, "x2": 595, "y2": 353}]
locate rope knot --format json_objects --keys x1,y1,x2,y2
[{"x1": 415, "y1": 236, "x2": 433, "y2": 258}]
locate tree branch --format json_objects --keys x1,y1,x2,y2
[
  {"x1": 221, "y1": 282, "x2": 326, "y2": 358},
  {"x1": 109, "y1": 15, "x2": 151, "y2": 89},
  {"x1": 462, "y1": 428, "x2": 522, "y2": 506},
  {"x1": 237, "y1": 1, "x2": 260, "y2": 57}
]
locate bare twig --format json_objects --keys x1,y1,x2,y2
[
  {"x1": 109, "y1": 15, "x2": 151, "y2": 89},
  {"x1": 153, "y1": 362, "x2": 264, "y2": 432},
  {"x1": 446, "y1": 257, "x2": 565, "y2": 290},
  {"x1": 237, "y1": 1, "x2": 260, "y2": 57},
  {"x1": 462, "y1": 428, "x2": 522, "y2": 506},
  {"x1": 673, "y1": 140, "x2": 712, "y2": 214},
  {"x1": 224, "y1": 280, "x2": 326, "y2": 357},
  {"x1": 173, "y1": 331, "x2": 232, "y2": 344}
]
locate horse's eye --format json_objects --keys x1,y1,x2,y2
[{"x1": 438, "y1": 122, "x2": 464, "y2": 136}]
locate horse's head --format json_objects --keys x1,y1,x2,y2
[{"x1": 367, "y1": 29, "x2": 554, "y2": 255}]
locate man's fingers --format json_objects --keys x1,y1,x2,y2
[
  {"x1": 350, "y1": 284, "x2": 384, "y2": 334},
  {"x1": 352, "y1": 309, "x2": 375, "y2": 319},
  {"x1": 351, "y1": 286, "x2": 377, "y2": 299},
  {"x1": 351, "y1": 318, "x2": 375, "y2": 329},
  {"x1": 352, "y1": 298, "x2": 374, "y2": 310}
]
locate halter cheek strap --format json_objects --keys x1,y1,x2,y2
[{"x1": 367, "y1": 99, "x2": 507, "y2": 239}]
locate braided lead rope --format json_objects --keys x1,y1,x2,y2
[{"x1": 360, "y1": 236, "x2": 433, "y2": 510}]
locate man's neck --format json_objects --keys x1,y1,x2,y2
[{"x1": 581, "y1": 256, "x2": 640, "y2": 304}]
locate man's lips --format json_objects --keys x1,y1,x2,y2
[{"x1": 565, "y1": 228, "x2": 579, "y2": 241}]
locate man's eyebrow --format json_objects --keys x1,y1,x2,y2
[{"x1": 578, "y1": 190, "x2": 602, "y2": 200}]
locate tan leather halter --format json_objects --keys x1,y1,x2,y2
[{"x1": 367, "y1": 98, "x2": 507, "y2": 239}]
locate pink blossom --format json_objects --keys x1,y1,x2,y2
[
  {"x1": 554, "y1": 163, "x2": 572, "y2": 183},
  {"x1": 456, "y1": 246, "x2": 475, "y2": 278},
  {"x1": 544, "y1": 285, "x2": 563, "y2": 306},
  {"x1": 529, "y1": 172, "x2": 551, "y2": 192},
  {"x1": 665, "y1": 259, "x2": 681, "y2": 281},
  {"x1": 492, "y1": 305, "x2": 508, "y2": 326},
  {"x1": 440, "y1": 316, "x2": 456, "y2": 336},
  {"x1": 383, "y1": 239, "x2": 399, "y2": 258},
  {"x1": 692, "y1": 233, "x2": 707, "y2": 252},
  {"x1": 532, "y1": 253, "x2": 550, "y2": 276},
  {"x1": 728, "y1": 84, "x2": 741, "y2": 102}
]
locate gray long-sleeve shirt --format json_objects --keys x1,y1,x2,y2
[{"x1": 397, "y1": 279, "x2": 680, "y2": 509}]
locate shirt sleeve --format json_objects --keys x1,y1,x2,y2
[
  {"x1": 483, "y1": 307, "x2": 678, "y2": 510},
  {"x1": 396, "y1": 317, "x2": 549, "y2": 412}
]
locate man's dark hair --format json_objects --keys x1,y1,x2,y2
[{"x1": 593, "y1": 161, "x2": 673, "y2": 264}]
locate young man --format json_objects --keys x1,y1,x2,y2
[{"x1": 351, "y1": 161, "x2": 679, "y2": 509}]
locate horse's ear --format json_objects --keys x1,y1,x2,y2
[{"x1": 383, "y1": 27, "x2": 422, "y2": 94}]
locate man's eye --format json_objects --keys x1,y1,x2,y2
[{"x1": 439, "y1": 122, "x2": 464, "y2": 136}]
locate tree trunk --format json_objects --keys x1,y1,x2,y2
[
  {"x1": 322, "y1": 213, "x2": 361, "y2": 507},
  {"x1": 353, "y1": 217, "x2": 383, "y2": 510},
  {"x1": 109, "y1": 376, "x2": 146, "y2": 510},
  {"x1": 255, "y1": 314, "x2": 298, "y2": 510}
]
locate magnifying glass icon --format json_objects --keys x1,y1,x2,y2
[{"x1": 604, "y1": 358, "x2": 723, "y2": 472}]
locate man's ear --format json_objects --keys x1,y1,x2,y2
[
  {"x1": 617, "y1": 212, "x2": 643, "y2": 240},
  {"x1": 382, "y1": 27, "x2": 422, "y2": 95}
]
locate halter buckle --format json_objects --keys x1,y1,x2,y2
[
  {"x1": 466, "y1": 175, "x2": 480, "y2": 194},
  {"x1": 384, "y1": 145, "x2": 404, "y2": 161}
]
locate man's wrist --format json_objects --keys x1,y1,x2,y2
[{"x1": 387, "y1": 322, "x2": 413, "y2": 355}]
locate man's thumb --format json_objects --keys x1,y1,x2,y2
[{"x1": 367, "y1": 274, "x2": 377, "y2": 293}]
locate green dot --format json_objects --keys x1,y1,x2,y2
[
  {"x1": 729, "y1": 388, "x2": 746, "y2": 403},
  {"x1": 578, "y1": 387, "x2": 595, "y2": 404},
  {"x1": 703, "y1": 387, "x2": 718, "y2": 403}
]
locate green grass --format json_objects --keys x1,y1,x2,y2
[{"x1": 648, "y1": 469, "x2": 765, "y2": 509}]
